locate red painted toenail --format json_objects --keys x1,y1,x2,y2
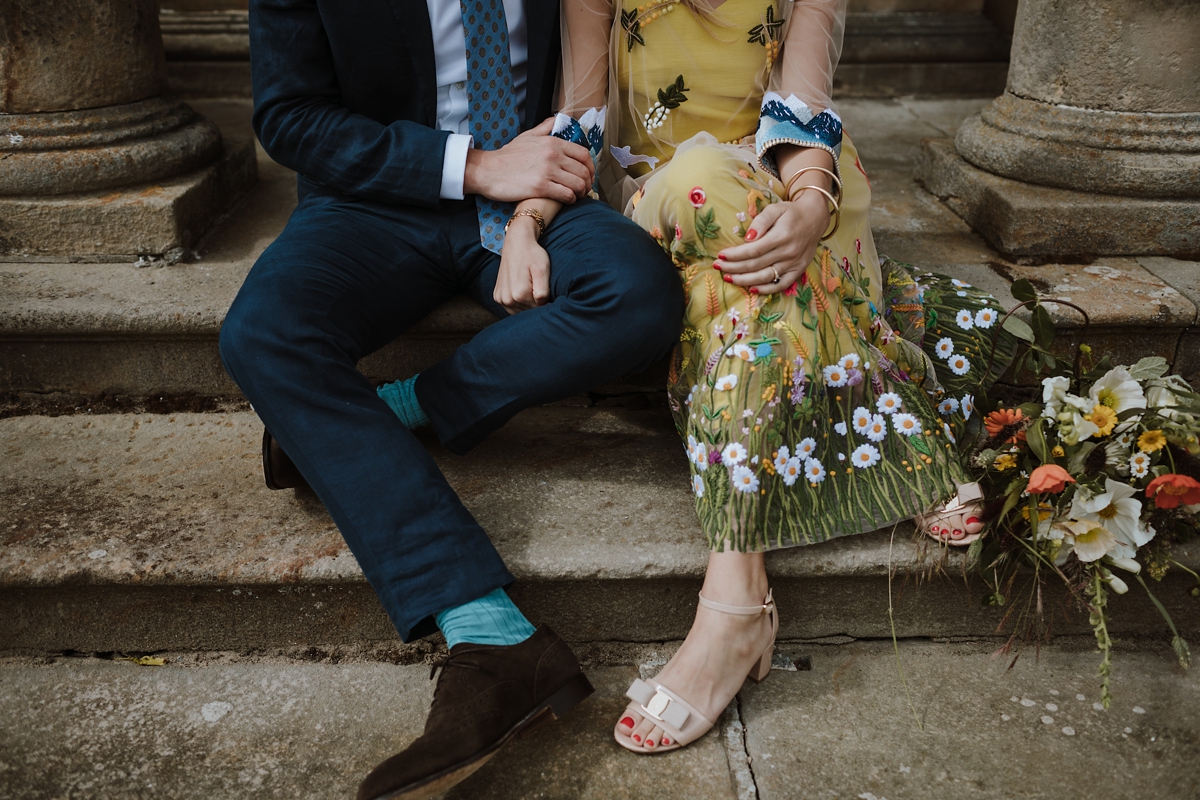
[
  {"x1": 632, "y1": 735, "x2": 641, "y2": 742},
  {"x1": 620, "y1": 717, "x2": 635, "y2": 728},
  {"x1": 662, "y1": 738, "x2": 671, "y2": 745},
  {"x1": 647, "y1": 740, "x2": 656, "y2": 747},
  {"x1": 966, "y1": 517, "x2": 980, "y2": 525}
]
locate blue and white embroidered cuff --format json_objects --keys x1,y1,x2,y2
[
  {"x1": 552, "y1": 107, "x2": 606, "y2": 194},
  {"x1": 755, "y1": 92, "x2": 843, "y2": 185}
]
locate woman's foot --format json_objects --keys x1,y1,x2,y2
[
  {"x1": 615, "y1": 550, "x2": 775, "y2": 751},
  {"x1": 919, "y1": 482, "x2": 985, "y2": 545}
]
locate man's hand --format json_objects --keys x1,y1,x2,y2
[
  {"x1": 464, "y1": 118, "x2": 594, "y2": 205},
  {"x1": 494, "y1": 216, "x2": 551, "y2": 314}
]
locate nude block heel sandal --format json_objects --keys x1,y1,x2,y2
[{"x1": 614, "y1": 590, "x2": 778, "y2": 754}]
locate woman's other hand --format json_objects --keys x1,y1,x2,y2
[
  {"x1": 714, "y1": 189, "x2": 830, "y2": 295},
  {"x1": 494, "y1": 215, "x2": 551, "y2": 314}
]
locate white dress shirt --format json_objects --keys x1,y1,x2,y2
[{"x1": 427, "y1": 0, "x2": 528, "y2": 200}]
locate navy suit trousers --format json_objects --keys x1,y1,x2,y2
[{"x1": 219, "y1": 182, "x2": 682, "y2": 641}]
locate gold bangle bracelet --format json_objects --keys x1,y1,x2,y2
[
  {"x1": 789, "y1": 184, "x2": 841, "y2": 240},
  {"x1": 505, "y1": 208, "x2": 547, "y2": 239},
  {"x1": 783, "y1": 165, "x2": 842, "y2": 203}
]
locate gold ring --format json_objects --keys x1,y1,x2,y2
[{"x1": 771, "y1": 266, "x2": 780, "y2": 283}]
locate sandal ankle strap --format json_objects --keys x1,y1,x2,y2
[{"x1": 697, "y1": 588, "x2": 774, "y2": 616}]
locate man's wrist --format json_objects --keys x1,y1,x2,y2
[{"x1": 463, "y1": 148, "x2": 489, "y2": 197}]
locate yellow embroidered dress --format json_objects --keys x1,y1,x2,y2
[{"x1": 555, "y1": 0, "x2": 1015, "y2": 551}]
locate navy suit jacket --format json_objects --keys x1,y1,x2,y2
[{"x1": 249, "y1": 0, "x2": 561, "y2": 209}]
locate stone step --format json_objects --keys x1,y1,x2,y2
[
  {"x1": 3, "y1": 98, "x2": 1197, "y2": 405},
  {"x1": 3, "y1": 639, "x2": 1196, "y2": 799},
  {"x1": 3, "y1": 408, "x2": 1197, "y2": 653}
]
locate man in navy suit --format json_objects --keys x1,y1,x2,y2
[{"x1": 219, "y1": 0, "x2": 680, "y2": 796}]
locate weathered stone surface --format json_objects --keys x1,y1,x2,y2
[
  {"x1": 841, "y1": 11, "x2": 1009, "y2": 63},
  {"x1": 915, "y1": 139, "x2": 1200, "y2": 256},
  {"x1": 0, "y1": 661, "x2": 737, "y2": 800},
  {"x1": 0, "y1": 137, "x2": 257, "y2": 258},
  {"x1": 1137, "y1": 256, "x2": 1200, "y2": 386},
  {"x1": 742, "y1": 639, "x2": 1200, "y2": 800},
  {"x1": 1, "y1": 411, "x2": 1196, "y2": 651},
  {"x1": 0, "y1": 0, "x2": 167, "y2": 114}
]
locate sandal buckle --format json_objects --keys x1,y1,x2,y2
[{"x1": 643, "y1": 690, "x2": 671, "y2": 720}]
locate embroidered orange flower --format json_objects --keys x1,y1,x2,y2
[
  {"x1": 1027, "y1": 464, "x2": 1075, "y2": 494},
  {"x1": 984, "y1": 407, "x2": 1026, "y2": 444},
  {"x1": 1145, "y1": 474, "x2": 1200, "y2": 509},
  {"x1": 688, "y1": 186, "x2": 707, "y2": 208}
]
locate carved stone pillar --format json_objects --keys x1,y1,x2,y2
[
  {"x1": 916, "y1": 0, "x2": 1200, "y2": 257},
  {"x1": 0, "y1": 0, "x2": 256, "y2": 259}
]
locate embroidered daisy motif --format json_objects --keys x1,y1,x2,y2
[
  {"x1": 948, "y1": 355, "x2": 971, "y2": 376},
  {"x1": 731, "y1": 465, "x2": 760, "y2": 493},
  {"x1": 943, "y1": 422, "x2": 957, "y2": 443},
  {"x1": 730, "y1": 343, "x2": 754, "y2": 361},
  {"x1": 975, "y1": 308, "x2": 997, "y2": 328},
  {"x1": 834, "y1": 421, "x2": 848, "y2": 436},
  {"x1": 935, "y1": 337, "x2": 955, "y2": 360},
  {"x1": 956, "y1": 310, "x2": 974, "y2": 330},
  {"x1": 692, "y1": 475, "x2": 705, "y2": 497},
  {"x1": 851, "y1": 444, "x2": 881, "y2": 468},
  {"x1": 1129, "y1": 452, "x2": 1151, "y2": 477},
  {"x1": 893, "y1": 413, "x2": 922, "y2": 436},
  {"x1": 957, "y1": 290, "x2": 968, "y2": 297},
  {"x1": 773, "y1": 446, "x2": 791, "y2": 472},
  {"x1": 715, "y1": 374, "x2": 738, "y2": 391},
  {"x1": 938, "y1": 397, "x2": 961, "y2": 416},
  {"x1": 804, "y1": 458, "x2": 826, "y2": 483},
  {"x1": 962, "y1": 394, "x2": 975, "y2": 420},
  {"x1": 876, "y1": 392, "x2": 903, "y2": 415},
  {"x1": 823, "y1": 365, "x2": 849, "y2": 387},
  {"x1": 796, "y1": 437, "x2": 817, "y2": 458},
  {"x1": 951, "y1": 279, "x2": 971, "y2": 288},
  {"x1": 850, "y1": 407, "x2": 873, "y2": 435},
  {"x1": 865, "y1": 415, "x2": 887, "y2": 442},
  {"x1": 781, "y1": 457, "x2": 802, "y2": 486},
  {"x1": 694, "y1": 443, "x2": 708, "y2": 471},
  {"x1": 838, "y1": 353, "x2": 861, "y2": 371},
  {"x1": 837, "y1": 452, "x2": 846, "y2": 462},
  {"x1": 722, "y1": 442, "x2": 747, "y2": 465}
]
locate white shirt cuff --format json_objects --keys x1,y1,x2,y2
[{"x1": 439, "y1": 133, "x2": 473, "y2": 200}]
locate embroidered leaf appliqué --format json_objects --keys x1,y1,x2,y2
[
  {"x1": 705, "y1": 274, "x2": 721, "y2": 318},
  {"x1": 747, "y1": 5, "x2": 782, "y2": 45},
  {"x1": 695, "y1": 207, "x2": 720, "y2": 240},
  {"x1": 621, "y1": 9, "x2": 645, "y2": 50},
  {"x1": 657, "y1": 75, "x2": 690, "y2": 109}
]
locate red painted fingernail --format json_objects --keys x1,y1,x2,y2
[
  {"x1": 620, "y1": 717, "x2": 635, "y2": 728},
  {"x1": 632, "y1": 734, "x2": 641, "y2": 742},
  {"x1": 746, "y1": 230, "x2": 758, "y2": 241},
  {"x1": 723, "y1": 274, "x2": 733, "y2": 283},
  {"x1": 712, "y1": 262, "x2": 722, "y2": 270},
  {"x1": 749, "y1": 287, "x2": 759, "y2": 295}
]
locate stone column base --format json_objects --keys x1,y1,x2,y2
[
  {"x1": 0, "y1": 138, "x2": 257, "y2": 261},
  {"x1": 915, "y1": 139, "x2": 1200, "y2": 259}
]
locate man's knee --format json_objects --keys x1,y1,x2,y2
[{"x1": 593, "y1": 223, "x2": 683, "y2": 357}]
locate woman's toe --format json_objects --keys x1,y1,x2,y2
[
  {"x1": 963, "y1": 511, "x2": 984, "y2": 534},
  {"x1": 644, "y1": 725, "x2": 664, "y2": 749},
  {"x1": 630, "y1": 716, "x2": 655, "y2": 745},
  {"x1": 617, "y1": 706, "x2": 641, "y2": 735}
]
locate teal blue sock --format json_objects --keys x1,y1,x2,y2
[
  {"x1": 435, "y1": 588, "x2": 536, "y2": 649},
  {"x1": 376, "y1": 374, "x2": 430, "y2": 429}
]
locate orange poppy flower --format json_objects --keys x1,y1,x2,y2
[
  {"x1": 1027, "y1": 464, "x2": 1075, "y2": 494},
  {"x1": 1145, "y1": 474, "x2": 1200, "y2": 509},
  {"x1": 984, "y1": 407, "x2": 1026, "y2": 444}
]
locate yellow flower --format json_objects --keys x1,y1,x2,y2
[
  {"x1": 994, "y1": 453, "x2": 1018, "y2": 471},
  {"x1": 1138, "y1": 429, "x2": 1166, "y2": 453},
  {"x1": 762, "y1": 384, "x2": 777, "y2": 402},
  {"x1": 1088, "y1": 404, "x2": 1118, "y2": 437},
  {"x1": 1052, "y1": 445, "x2": 1065, "y2": 458},
  {"x1": 1021, "y1": 503, "x2": 1054, "y2": 522}
]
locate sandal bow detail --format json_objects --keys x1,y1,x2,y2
[{"x1": 918, "y1": 481, "x2": 986, "y2": 546}]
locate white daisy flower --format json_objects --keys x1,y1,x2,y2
[
  {"x1": 796, "y1": 437, "x2": 817, "y2": 458},
  {"x1": 834, "y1": 421, "x2": 848, "y2": 436},
  {"x1": 865, "y1": 414, "x2": 887, "y2": 442},
  {"x1": 715, "y1": 374, "x2": 738, "y2": 391},
  {"x1": 773, "y1": 446, "x2": 790, "y2": 472},
  {"x1": 750, "y1": 455, "x2": 759, "y2": 465},
  {"x1": 975, "y1": 308, "x2": 997, "y2": 328},
  {"x1": 1129, "y1": 452, "x2": 1151, "y2": 478},
  {"x1": 838, "y1": 353, "x2": 862, "y2": 371},
  {"x1": 951, "y1": 279, "x2": 971, "y2": 288},
  {"x1": 804, "y1": 458, "x2": 826, "y2": 483},
  {"x1": 731, "y1": 465, "x2": 760, "y2": 493},
  {"x1": 851, "y1": 444, "x2": 881, "y2": 468},
  {"x1": 851, "y1": 407, "x2": 873, "y2": 435},
  {"x1": 962, "y1": 394, "x2": 975, "y2": 421},
  {"x1": 781, "y1": 457, "x2": 802, "y2": 486},
  {"x1": 876, "y1": 392, "x2": 903, "y2": 415},
  {"x1": 1115, "y1": 430, "x2": 1135, "y2": 449},
  {"x1": 948, "y1": 355, "x2": 971, "y2": 376},
  {"x1": 943, "y1": 422, "x2": 957, "y2": 444},
  {"x1": 957, "y1": 290, "x2": 968, "y2": 297},
  {"x1": 823, "y1": 365, "x2": 849, "y2": 387},
  {"x1": 692, "y1": 475, "x2": 705, "y2": 497},
  {"x1": 722, "y1": 442, "x2": 747, "y2": 465},
  {"x1": 694, "y1": 442, "x2": 708, "y2": 471},
  {"x1": 956, "y1": 310, "x2": 974, "y2": 330},
  {"x1": 938, "y1": 397, "x2": 960, "y2": 416},
  {"x1": 893, "y1": 413, "x2": 922, "y2": 437},
  {"x1": 934, "y1": 337, "x2": 955, "y2": 360},
  {"x1": 730, "y1": 343, "x2": 754, "y2": 361}
]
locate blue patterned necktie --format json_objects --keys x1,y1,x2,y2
[{"x1": 461, "y1": 0, "x2": 520, "y2": 254}]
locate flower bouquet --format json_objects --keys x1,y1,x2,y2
[{"x1": 969, "y1": 280, "x2": 1200, "y2": 706}]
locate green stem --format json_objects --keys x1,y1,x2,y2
[{"x1": 888, "y1": 524, "x2": 924, "y2": 731}]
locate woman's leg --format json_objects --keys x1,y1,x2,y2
[{"x1": 617, "y1": 549, "x2": 774, "y2": 749}]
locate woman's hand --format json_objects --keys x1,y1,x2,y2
[
  {"x1": 494, "y1": 216, "x2": 551, "y2": 314},
  {"x1": 713, "y1": 189, "x2": 830, "y2": 295}
]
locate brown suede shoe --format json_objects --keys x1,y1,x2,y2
[
  {"x1": 262, "y1": 428, "x2": 309, "y2": 491},
  {"x1": 357, "y1": 626, "x2": 594, "y2": 800}
]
